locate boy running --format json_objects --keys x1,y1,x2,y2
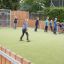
[{"x1": 20, "y1": 19, "x2": 30, "y2": 42}]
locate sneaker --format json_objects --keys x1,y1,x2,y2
[
  {"x1": 20, "y1": 39, "x2": 23, "y2": 41},
  {"x1": 27, "y1": 40, "x2": 30, "y2": 42}
]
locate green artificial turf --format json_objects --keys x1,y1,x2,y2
[{"x1": 0, "y1": 27, "x2": 64, "y2": 64}]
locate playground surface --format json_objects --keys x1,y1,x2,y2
[{"x1": 0, "y1": 27, "x2": 64, "y2": 64}]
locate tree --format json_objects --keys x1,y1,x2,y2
[
  {"x1": 20, "y1": 0, "x2": 45, "y2": 12},
  {"x1": 43, "y1": 0, "x2": 51, "y2": 7},
  {"x1": 20, "y1": 0, "x2": 51, "y2": 12},
  {"x1": 20, "y1": 0, "x2": 33, "y2": 11}
]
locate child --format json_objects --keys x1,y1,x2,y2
[
  {"x1": 57, "y1": 22, "x2": 59, "y2": 33},
  {"x1": 49, "y1": 20, "x2": 53, "y2": 31},
  {"x1": 14, "y1": 17, "x2": 18, "y2": 29},
  {"x1": 53, "y1": 18, "x2": 57, "y2": 34},
  {"x1": 61, "y1": 23, "x2": 64, "y2": 33},
  {"x1": 58, "y1": 22, "x2": 62, "y2": 33},
  {"x1": 34, "y1": 17, "x2": 39, "y2": 31},
  {"x1": 20, "y1": 19, "x2": 30, "y2": 42},
  {"x1": 44, "y1": 17, "x2": 49, "y2": 32}
]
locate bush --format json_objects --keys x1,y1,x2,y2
[{"x1": 44, "y1": 7, "x2": 64, "y2": 22}]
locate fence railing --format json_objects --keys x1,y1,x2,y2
[{"x1": 0, "y1": 46, "x2": 31, "y2": 64}]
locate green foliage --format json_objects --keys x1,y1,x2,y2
[
  {"x1": 0, "y1": 0, "x2": 20, "y2": 10},
  {"x1": 43, "y1": 7, "x2": 50, "y2": 16},
  {"x1": 20, "y1": 0, "x2": 45, "y2": 12},
  {"x1": 43, "y1": 0, "x2": 51, "y2": 7},
  {"x1": 44, "y1": 7, "x2": 64, "y2": 22},
  {"x1": 20, "y1": 0, "x2": 51, "y2": 12},
  {"x1": 0, "y1": 0, "x2": 51, "y2": 11}
]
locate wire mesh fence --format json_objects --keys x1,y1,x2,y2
[{"x1": 0, "y1": 9, "x2": 10, "y2": 27}]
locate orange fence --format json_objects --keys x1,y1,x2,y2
[
  {"x1": 0, "y1": 46, "x2": 31, "y2": 64},
  {"x1": 29, "y1": 19, "x2": 51, "y2": 30},
  {"x1": 10, "y1": 11, "x2": 45, "y2": 29},
  {"x1": 10, "y1": 11, "x2": 29, "y2": 27},
  {"x1": 29, "y1": 19, "x2": 61, "y2": 32},
  {"x1": 8, "y1": 10, "x2": 61, "y2": 32}
]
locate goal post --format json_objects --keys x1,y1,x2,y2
[{"x1": 0, "y1": 9, "x2": 10, "y2": 27}]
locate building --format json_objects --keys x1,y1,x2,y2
[{"x1": 51, "y1": 0, "x2": 64, "y2": 7}]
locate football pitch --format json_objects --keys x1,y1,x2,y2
[{"x1": 0, "y1": 27, "x2": 64, "y2": 64}]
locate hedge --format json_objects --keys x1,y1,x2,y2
[{"x1": 44, "y1": 7, "x2": 64, "y2": 22}]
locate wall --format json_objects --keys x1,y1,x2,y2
[{"x1": 10, "y1": 11, "x2": 29, "y2": 27}]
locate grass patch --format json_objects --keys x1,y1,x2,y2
[{"x1": 0, "y1": 27, "x2": 64, "y2": 64}]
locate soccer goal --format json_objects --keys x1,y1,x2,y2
[{"x1": 0, "y1": 9, "x2": 10, "y2": 27}]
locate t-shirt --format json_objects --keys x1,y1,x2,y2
[
  {"x1": 49, "y1": 20, "x2": 52, "y2": 26},
  {"x1": 35, "y1": 20, "x2": 39, "y2": 26},
  {"x1": 54, "y1": 20, "x2": 57, "y2": 28},
  {"x1": 45, "y1": 19, "x2": 49, "y2": 26},
  {"x1": 22, "y1": 21, "x2": 28, "y2": 30},
  {"x1": 14, "y1": 18, "x2": 17, "y2": 23}
]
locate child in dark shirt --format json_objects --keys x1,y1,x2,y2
[{"x1": 35, "y1": 17, "x2": 39, "y2": 31}]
